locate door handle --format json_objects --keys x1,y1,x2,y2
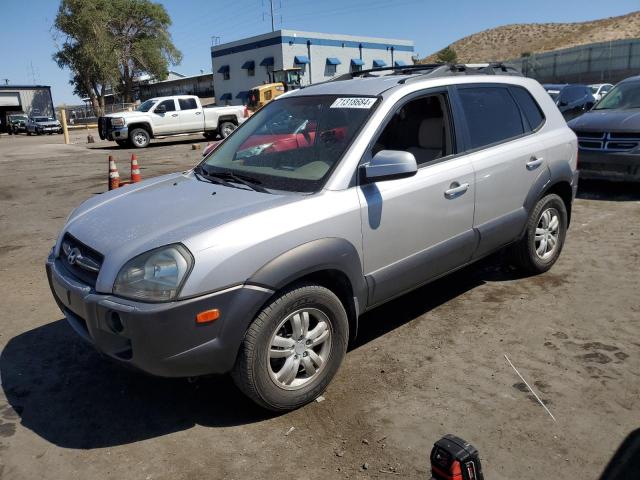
[
  {"x1": 195, "y1": 111, "x2": 202, "y2": 115},
  {"x1": 526, "y1": 156, "x2": 544, "y2": 170},
  {"x1": 444, "y1": 182, "x2": 469, "y2": 199},
  {"x1": 171, "y1": 113, "x2": 179, "y2": 117}
]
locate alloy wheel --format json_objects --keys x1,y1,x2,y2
[{"x1": 534, "y1": 207, "x2": 560, "y2": 260}]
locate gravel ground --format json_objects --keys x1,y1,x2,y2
[{"x1": 0, "y1": 130, "x2": 638, "y2": 479}]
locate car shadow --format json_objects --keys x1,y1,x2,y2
[
  {"x1": 1, "y1": 254, "x2": 519, "y2": 449},
  {"x1": 88, "y1": 136, "x2": 217, "y2": 151},
  {"x1": 577, "y1": 179, "x2": 640, "y2": 201}
]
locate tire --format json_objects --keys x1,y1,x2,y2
[
  {"x1": 232, "y1": 284, "x2": 349, "y2": 411},
  {"x1": 511, "y1": 193, "x2": 567, "y2": 275},
  {"x1": 129, "y1": 128, "x2": 150, "y2": 148},
  {"x1": 219, "y1": 121, "x2": 237, "y2": 138},
  {"x1": 115, "y1": 139, "x2": 129, "y2": 147}
]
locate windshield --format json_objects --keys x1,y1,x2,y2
[
  {"x1": 137, "y1": 99, "x2": 156, "y2": 112},
  {"x1": 200, "y1": 95, "x2": 378, "y2": 192},
  {"x1": 9, "y1": 115, "x2": 27, "y2": 121},
  {"x1": 594, "y1": 82, "x2": 640, "y2": 110}
]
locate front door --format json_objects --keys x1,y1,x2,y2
[
  {"x1": 152, "y1": 99, "x2": 178, "y2": 134},
  {"x1": 358, "y1": 91, "x2": 476, "y2": 306}
]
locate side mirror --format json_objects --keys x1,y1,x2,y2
[
  {"x1": 155, "y1": 104, "x2": 166, "y2": 114},
  {"x1": 361, "y1": 150, "x2": 417, "y2": 183}
]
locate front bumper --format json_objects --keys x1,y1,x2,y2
[
  {"x1": 46, "y1": 253, "x2": 273, "y2": 377},
  {"x1": 578, "y1": 149, "x2": 640, "y2": 182},
  {"x1": 106, "y1": 126, "x2": 128, "y2": 141}
]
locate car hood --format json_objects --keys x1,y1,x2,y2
[
  {"x1": 104, "y1": 111, "x2": 150, "y2": 120},
  {"x1": 63, "y1": 171, "x2": 299, "y2": 265},
  {"x1": 568, "y1": 109, "x2": 640, "y2": 132}
]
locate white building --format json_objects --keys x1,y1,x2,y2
[{"x1": 211, "y1": 30, "x2": 415, "y2": 105}]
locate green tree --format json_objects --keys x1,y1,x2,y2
[
  {"x1": 53, "y1": 0, "x2": 116, "y2": 116},
  {"x1": 436, "y1": 46, "x2": 458, "y2": 64},
  {"x1": 53, "y1": 0, "x2": 182, "y2": 114}
]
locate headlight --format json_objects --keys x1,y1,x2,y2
[
  {"x1": 113, "y1": 244, "x2": 193, "y2": 302},
  {"x1": 111, "y1": 117, "x2": 126, "y2": 127}
]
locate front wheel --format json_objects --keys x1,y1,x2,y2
[
  {"x1": 232, "y1": 284, "x2": 349, "y2": 411},
  {"x1": 129, "y1": 128, "x2": 150, "y2": 148},
  {"x1": 219, "y1": 121, "x2": 237, "y2": 138},
  {"x1": 511, "y1": 193, "x2": 568, "y2": 274}
]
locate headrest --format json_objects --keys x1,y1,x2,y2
[{"x1": 417, "y1": 117, "x2": 443, "y2": 149}]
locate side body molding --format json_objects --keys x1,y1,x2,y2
[{"x1": 248, "y1": 237, "x2": 368, "y2": 313}]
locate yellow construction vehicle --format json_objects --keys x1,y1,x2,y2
[{"x1": 247, "y1": 68, "x2": 302, "y2": 111}]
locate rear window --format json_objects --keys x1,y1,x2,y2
[
  {"x1": 510, "y1": 86, "x2": 545, "y2": 131},
  {"x1": 457, "y1": 86, "x2": 524, "y2": 150}
]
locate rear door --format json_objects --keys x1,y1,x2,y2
[
  {"x1": 152, "y1": 99, "x2": 178, "y2": 134},
  {"x1": 452, "y1": 84, "x2": 548, "y2": 258},
  {"x1": 178, "y1": 97, "x2": 202, "y2": 132}
]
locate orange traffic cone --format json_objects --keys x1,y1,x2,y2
[
  {"x1": 130, "y1": 154, "x2": 141, "y2": 183},
  {"x1": 109, "y1": 156, "x2": 120, "y2": 190}
]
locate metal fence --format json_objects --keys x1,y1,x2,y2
[{"x1": 510, "y1": 38, "x2": 640, "y2": 85}]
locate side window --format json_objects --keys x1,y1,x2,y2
[
  {"x1": 372, "y1": 93, "x2": 453, "y2": 166},
  {"x1": 178, "y1": 98, "x2": 198, "y2": 110},
  {"x1": 457, "y1": 87, "x2": 524, "y2": 150},
  {"x1": 157, "y1": 99, "x2": 176, "y2": 112},
  {"x1": 510, "y1": 86, "x2": 545, "y2": 132}
]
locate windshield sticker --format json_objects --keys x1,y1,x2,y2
[{"x1": 330, "y1": 97, "x2": 376, "y2": 109}]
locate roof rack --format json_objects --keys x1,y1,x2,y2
[{"x1": 329, "y1": 62, "x2": 523, "y2": 84}]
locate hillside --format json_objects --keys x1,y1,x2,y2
[{"x1": 421, "y1": 11, "x2": 640, "y2": 63}]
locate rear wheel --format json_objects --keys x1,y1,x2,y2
[
  {"x1": 129, "y1": 128, "x2": 150, "y2": 148},
  {"x1": 219, "y1": 121, "x2": 237, "y2": 138},
  {"x1": 511, "y1": 193, "x2": 567, "y2": 274},
  {"x1": 232, "y1": 284, "x2": 349, "y2": 411}
]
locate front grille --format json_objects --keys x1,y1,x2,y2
[
  {"x1": 60, "y1": 233, "x2": 103, "y2": 287},
  {"x1": 577, "y1": 131, "x2": 640, "y2": 152}
]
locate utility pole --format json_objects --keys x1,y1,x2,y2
[{"x1": 270, "y1": 0, "x2": 275, "y2": 32}]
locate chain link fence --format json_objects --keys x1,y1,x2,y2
[{"x1": 511, "y1": 38, "x2": 640, "y2": 85}]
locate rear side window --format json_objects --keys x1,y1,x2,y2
[
  {"x1": 457, "y1": 86, "x2": 524, "y2": 150},
  {"x1": 510, "y1": 86, "x2": 545, "y2": 131},
  {"x1": 179, "y1": 98, "x2": 198, "y2": 110}
]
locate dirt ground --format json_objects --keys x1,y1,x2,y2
[{"x1": 0, "y1": 130, "x2": 638, "y2": 480}]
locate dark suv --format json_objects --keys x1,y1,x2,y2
[{"x1": 543, "y1": 84, "x2": 595, "y2": 121}]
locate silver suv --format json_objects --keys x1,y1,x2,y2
[{"x1": 47, "y1": 64, "x2": 578, "y2": 411}]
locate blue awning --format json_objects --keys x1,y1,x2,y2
[
  {"x1": 294, "y1": 55, "x2": 310, "y2": 65},
  {"x1": 241, "y1": 61, "x2": 255, "y2": 70},
  {"x1": 260, "y1": 56, "x2": 274, "y2": 66},
  {"x1": 236, "y1": 91, "x2": 249, "y2": 99},
  {"x1": 351, "y1": 58, "x2": 365, "y2": 66},
  {"x1": 372, "y1": 59, "x2": 387, "y2": 68},
  {"x1": 394, "y1": 60, "x2": 407, "y2": 67},
  {"x1": 218, "y1": 93, "x2": 232, "y2": 101},
  {"x1": 326, "y1": 57, "x2": 341, "y2": 65},
  {"x1": 217, "y1": 65, "x2": 229, "y2": 73}
]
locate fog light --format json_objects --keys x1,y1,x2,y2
[{"x1": 108, "y1": 311, "x2": 124, "y2": 333}]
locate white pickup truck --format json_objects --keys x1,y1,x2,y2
[{"x1": 98, "y1": 95, "x2": 248, "y2": 148}]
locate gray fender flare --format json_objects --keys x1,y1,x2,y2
[{"x1": 247, "y1": 238, "x2": 367, "y2": 338}]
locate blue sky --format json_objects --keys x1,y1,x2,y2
[{"x1": 0, "y1": 0, "x2": 637, "y2": 105}]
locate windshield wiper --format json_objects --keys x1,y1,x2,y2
[
  {"x1": 193, "y1": 165, "x2": 237, "y2": 189},
  {"x1": 204, "y1": 170, "x2": 269, "y2": 193}
]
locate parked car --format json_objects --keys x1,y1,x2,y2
[
  {"x1": 543, "y1": 84, "x2": 595, "y2": 121},
  {"x1": 589, "y1": 83, "x2": 614, "y2": 102},
  {"x1": 7, "y1": 114, "x2": 28, "y2": 134},
  {"x1": 47, "y1": 64, "x2": 578, "y2": 411},
  {"x1": 27, "y1": 116, "x2": 63, "y2": 135},
  {"x1": 98, "y1": 95, "x2": 249, "y2": 148},
  {"x1": 568, "y1": 75, "x2": 640, "y2": 182}
]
